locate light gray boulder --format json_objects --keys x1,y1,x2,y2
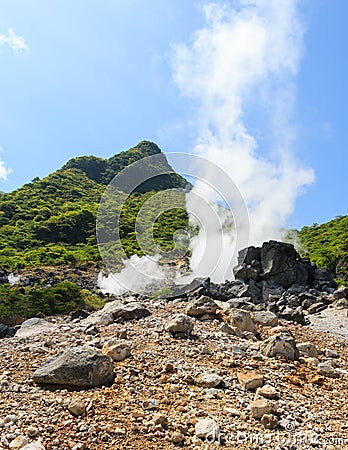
[
  {"x1": 16, "y1": 318, "x2": 58, "y2": 338},
  {"x1": 164, "y1": 314, "x2": 193, "y2": 335},
  {"x1": 261, "y1": 330, "x2": 299, "y2": 361},
  {"x1": 228, "y1": 308, "x2": 256, "y2": 333}
]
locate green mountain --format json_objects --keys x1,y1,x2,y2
[
  {"x1": 0, "y1": 141, "x2": 189, "y2": 270},
  {"x1": 298, "y1": 215, "x2": 348, "y2": 285}
]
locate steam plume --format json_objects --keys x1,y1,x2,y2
[{"x1": 173, "y1": 0, "x2": 314, "y2": 280}]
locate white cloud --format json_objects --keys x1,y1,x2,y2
[
  {"x1": 0, "y1": 28, "x2": 29, "y2": 53},
  {"x1": 0, "y1": 147, "x2": 13, "y2": 181}
]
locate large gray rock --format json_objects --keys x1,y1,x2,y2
[
  {"x1": 85, "y1": 300, "x2": 151, "y2": 326},
  {"x1": 186, "y1": 296, "x2": 218, "y2": 317},
  {"x1": 237, "y1": 246, "x2": 261, "y2": 266},
  {"x1": 16, "y1": 318, "x2": 58, "y2": 338},
  {"x1": 32, "y1": 346, "x2": 115, "y2": 387},
  {"x1": 233, "y1": 241, "x2": 311, "y2": 290},
  {"x1": 261, "y1": 330, "x2": 299, "y2": 361},
  {"x1": 103, "y1": 300, "x2": 151, "y2": 320}
]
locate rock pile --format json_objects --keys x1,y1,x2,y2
[{"x1": 179, "y1": 240, "x2": 341, "y2": 326}]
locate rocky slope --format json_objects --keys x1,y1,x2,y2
[{"x1": 1, "y1": 241, "x2": 348, "y2": 450}]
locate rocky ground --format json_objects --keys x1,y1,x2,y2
[
  {"x1": 1, "y1": 295, "x2": 348, "y2": 450},
  {"x1": 1, "y1": 241, "x2": 348, "y2": 450}
]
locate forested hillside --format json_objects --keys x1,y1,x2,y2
[
  {"x1": 0, "y1": 141, "x2": 189, "y2": 270},
  {"x1": 299, "y1": 215, "x2": 348, "y2": 284}
]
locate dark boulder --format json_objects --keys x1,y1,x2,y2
[
  {"x1": 0, "y1": 323, "x2": 16, "y2": 338},
  {"x1": 260, "y1": 241, "x2": 308, "y2": 288},
  {"x1": 313, "y1": 268, "x2": 337, "y2": 290}
]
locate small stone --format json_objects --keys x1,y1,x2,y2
[
  {"x1": 68, "y1": 400, "x2": 86, "y2": 417},
  {"x1": 163, "y1": 362, "x2": 175, "y2": 373},
  {"x1": 9, "y1": 436, "x2": 28, "y2": 449},
  {"x1": 114, "y1": 428, "x2": 126, "y2": 436},
  {"x1": 116, "y1": 328, "x2": 128, "y2": 339},
  {"x1": 317, "y1": 363, "x2": 340, "y2": 379},
  {"x1": 21, "y1": 443, "x2": 46, "y2": 450},
  {"x1": 72, "y1": 444, "x2": 85, "y2": 450},
  {"x1": 164, "y1": 314, "x2": 194, "y2": 335},
  {"x1": 252, "y1": 311, "x2": 279, "y2": 327},
  {"x1": 171, "y1": 432, "x2": 185, "y2": 443},
  {"x1": 228, "y1": 308, "x2": 256, "y2": 333},
  {"x1": 309, "y1": 375, "x2": 325, "y2": 385},
  {"x1": 261, "y1": 330, "x2": 299, "y2": 361},
  {"x1": 307, "y1": 302, "x2": 326, "y2": 314},
  {"x1": 324, "y1": 349, "x2": 338, "y2": 358},
  {"x1": 153, "y1": 413, "x2": 168, "y2": 427},
  {"x1": 256, "y1": 384, "x2": 277, "y2": 399},
  {"x1": 251, "y1": 398, "x2": 275, "y2": 419},
  {"x1": 195, "y1": 418, "x2": 219, "y2": 440},
  {"x1": 220, "y1": 323, "x2": 235, "y2": 335},
  {"x1": 237, "y1": 372, "x2": 264, "y2": 391},
  {"x1": 142, "y1": 399, "x2": 159, "y2": 410},
  {"x1": 333, "y1": 286, "x2": 348, "y2": 300},
  {"x1": 196, "y1": 372, "x2": 224, "y2": 388},
  {"x1": 304, "y1": 357, "x2": 319, "y2": 367},
  {"x1": 27, "y1": 426, "x2": 39, "y2": 437},
  {"x1": 261, "y1": 414, "x2": 278, "y2": 430},
  {"x1": 102, "y1": 341, "x2": 131, "y2": 362},
  {"x1": 297, "y1": 342, "x2": 318, "y2": 358}
]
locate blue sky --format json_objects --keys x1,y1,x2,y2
[{"x1": 0, "y1": 0, "x2": 347, "y2": 229}]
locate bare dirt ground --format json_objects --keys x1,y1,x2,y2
[
  {"x1": 309, "y1": 306, "x2": 348, "y2": 343},
  {"x1": 0, "y1": 299, "x2": 347, "y2": 450}
]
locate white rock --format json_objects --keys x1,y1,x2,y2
[
  {"x1": 255, "y1": 384, "x2": 277, "y2": 399},
  {"x1": 102, "y1": 341, "x2": 131, "y2": 362},
  {"x1": 195, "y1": 418, "x2": 220, "y2": 440},
  {"x1": 196, "y1": 372, "x2": 223, "y2": 388},
  {"x1": 21, "y1": 442, "x2": 46, "y2": 450}
]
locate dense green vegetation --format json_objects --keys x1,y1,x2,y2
[
  {"x1": 298, "y1": 215, "x2": 348, "y2": 284},
  {"x1": 0, "y1": 281, "x2": 105, "y2": 320},
  {"x1": 0, "y1": 141, "x2": 190, "y2": 270}
]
